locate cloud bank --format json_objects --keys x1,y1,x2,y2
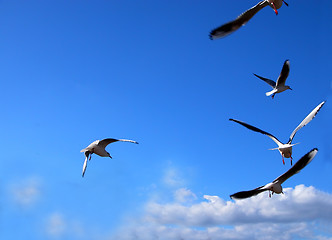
[{"x1": 110, "y1": 185, "x2": 332, "y2": 240}]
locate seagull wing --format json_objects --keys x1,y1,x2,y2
[
  {"x1": 209, "y1": 1, "x2": 268, "y2": 39},
  {"x1": 275, "y1": 60, "x2": 290, "y2": 87},
  {"x1": 288, "y1": 101, "x2": 326, "y2": 143},
  {"x1": 273, "y1": 148, "x2": 318, "y2": 184},
  {"x1": 82, "y1": 155, "x2": 88, "y2": 177},
  {"x1": 253, "y1": 73, "x2": 276, "y2": 88},
  {"x1": 230, "y1": 185, "x2": 267, "y2": 199},
  {"x1": 98, "y1": 138, "x2": 138, "y2": 149},
  {"x1": 229, "y1": 118, "x2": 283, "y2": 147}
]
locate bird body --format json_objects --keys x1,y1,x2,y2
[
  {"x1": 254, "y1": 60, "x2": 291, "y2": 99},
  {"x1": 230, "y1": 148, "x2": 318, "y2": 200},
  {"x1": 209, "y1": 0, "x2": 288, "y2": 40},
  {"x1": 80, "y1": 138, "x2": 138, "y2": 177},
  {"x1": 229, "y1": 101, "x2": 325, "y2": 165}
]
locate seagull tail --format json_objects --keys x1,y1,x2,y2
[
  {"x1": 268, "y1": 147, "x2": 280, "y2": 151},
  {"x1": 266, "y1": 89, "x2": 277, "y2": 96},
  {"x1": 287, "y1": 142, "x2": 300, "y2": 147}
]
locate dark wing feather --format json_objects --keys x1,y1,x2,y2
[
  {"x1": 98, "y1": 138, "x2": 138, "y2": 149},
  {"x1": 209, "y1": 1, "x2": 268, "y2": 40},
  {"x1": 230, "y1": 185, "x2": 267, "y2": 200},
  {"x1": 253, "y1": 73, "x2": 276, "y2": 88},
  {"x1": 288, "y1": 101, "x2": 326, "y2": 143},
  {"x1": 229, "y1": 118, "x2": 283, "y2": 146},
  {"x1": 274, "y1": 148, "x2": 318, "y2": 184},
  {"x1": 98, "y1": 138, "x2": 120, "y2": 148},
  {"x1": 276, "y1": 60, "x2": 290, "y2": 87}
]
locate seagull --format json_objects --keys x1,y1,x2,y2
[
  {"x1": 229, "y1": 101, "x2": 325, "y2": 165},
  {"x1": 80, "y1": 138, "x2": 138, "y2": 177},
  {"x1": 254, "y1": 60, "x2": 292, "y2": 99},
  {"x1": 209, "y1": 0, "x2": 288, "y2": 40},
  {"x1": 230, "y1": 148, "x2": 318, "y2": 200}
]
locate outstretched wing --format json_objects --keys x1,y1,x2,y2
[
  {"x1": 229, "y1": 118, "x2": 283, "y2": 146},
  {"x1": 98, "y1": 138, "x2": 138, "y2": 149},
  {"x1": 230, "y1": 185, "x2": 267, "y2": 200},
  {"x1": 253, "y1": 73, "x2": 276, "y2": 88},
  {"x1": 274, "y1": 148, "x2": 318, "y2": 184},
  {"x1": 82, "y1": 155, "x2": 88, "y2": 177},
  {"x1": 288, "y1": 101, "x2": 326, "y2": 143},
  {"x1": 275, "y1": 60, "x2": 290, "y2": 87},
  {"x1": 209, "y1": 1, "x2": 268, "y2": 39}
]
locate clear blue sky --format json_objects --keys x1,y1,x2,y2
[{"x1": 0, "y1": 1, "x2": 331, "y2": 239}]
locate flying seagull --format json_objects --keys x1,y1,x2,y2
[
  {"x1": 209, "y1": 0, "x2": 288, "y2": 40},
  {"x1": 80, "y1": 138, "x2": 138, "y2": 177},
  {"x1": 229, "y1": 101, "x2": 325, "y2": 165},
  {"x1": 230, "y1": 148, "x2": 318, "y2": 200},
  {"x1": 254, "y1": 60, "x2": 292, "y2": 99}
]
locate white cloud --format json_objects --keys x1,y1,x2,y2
[
  {"x1": 45, "y1": 213, "x2": 67, "y2": 237},
  {"x1": 9, "y1": 177, "x2": 42, "y2": 208},
  {"x1": 163, "y1": 167, "x2": 185, "y2": 187},
  {"x1": 44, "y1": 212, "x2": 87, "y2": 240},
  {"x1": 110, "y1": 185, "x2": 332, "y2": 240},
  {"x1": 174, "y1": 188, "x2": 197, "y2": 203}
]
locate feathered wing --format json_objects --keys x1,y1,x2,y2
[
  {"x1": 274, "y1": 148, "x2": 318, "y2": 184},
  {"x1": 209, "y1": 1, "x2": 268, "y2": 39},
  {"x1": 275, "y1": 60, "x2": 290, "y2": 87},
  {"x1": 229, "y1": 118, "x2": 283, "y2": 147},
  {"x1": 230, "y1": 185, "x2": 267, "y2": 199},
  {"x1": 98, "y1": 138, "x2": 138, "y2": 149},
  {"x1": 82, "y1": 155, "x2": 88, "y2": 177},
  {"x1": 253, "y1": 73, "x2": 276, "y2": 88},
  {"x1": 118, "y1": 139, "x2": 139, "y2": 144},
  {"x1": 288, "y1": 101, "x2": 326, "y2": 143}
]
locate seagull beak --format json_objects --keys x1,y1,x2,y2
[{"x1": 289, "y1": 88, "x2": 293, "y2": 90}]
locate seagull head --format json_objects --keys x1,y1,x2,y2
[
  {"x1": 267, "y1": 0, "x2": 283, "y2": 15},
  {"x1": 84, "y1": 151, "x2": 92, "y2": 158}
]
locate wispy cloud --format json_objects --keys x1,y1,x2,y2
[
  {"x1": 174, "y1": 188, "x2": 197, "y2": 203},
  {"x1": 162, "y1": 167, "x2": 185, "y2": 187},
  {"x1": 44, "y1": 212, "x2": 87, "y2": 240},
  {"x1": 45, "y1": 213, "x2": 67, "y2": 237},
  {"x1": 9, "y1": 177, "x2": 42, "y2": 208},
  {"x1": 110, "y1": 185, "x2": 332, "y2": 240}
]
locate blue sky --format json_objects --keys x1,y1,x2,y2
[{"x1": 0, "y1": 0, "x2": 331, "y2": 239}]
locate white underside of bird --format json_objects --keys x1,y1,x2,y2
[
  {"x1": 254, "y1": 60, "x2": 292, "y2": 99},
  {"x1": 80, "y1": 138, "x2": 138, "y2": 177},
  {"x1": 229, "y1": 101, "x2": 325, "y2": 165},
  {"x1": 265, "y1": 85, "x2": 290, "y2": 96},
  {"x1": 230, "y1": 148, "x2": 318, "y2": 199}
]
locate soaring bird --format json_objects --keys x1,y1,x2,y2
[
  {"x1": 229, "y1": 101, "x2": 325, "y2": 165},
  {"x1": 209, "y1": 0, "x2": 288, "y2": 40},
  {"x1": 230, "y1": 148, "x2": 318, "y2": 200},
  {"x1": 254, "y1": 60, "x2": 292, "y2": 99},
  {"x1": 80, "y1": 138, "x2": 138, "y2": 177}
]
